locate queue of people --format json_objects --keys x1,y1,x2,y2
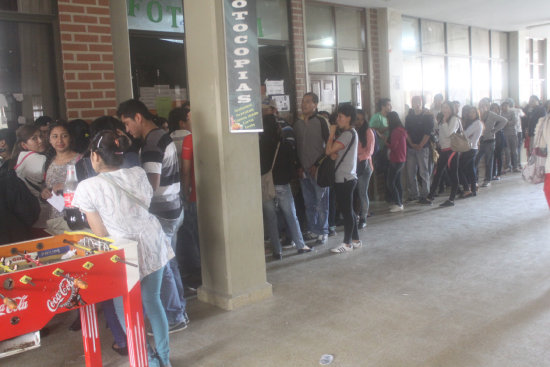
[{"x1": 259, "y1": 92, "x2": 550, "y2": 259}]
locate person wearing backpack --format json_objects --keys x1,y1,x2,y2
[
  {"x1": 355, "y1": 109, "x2": 375, "y2": 229},
  {"x1": 405, "y1": 96, "x2": 434, "y2": 205},
  {"x1": 294, "y1": 92, "x2": 330, "y2": 246},
  {"x1": 326, "y1": 104, "x2": 361, "y2": 253}
]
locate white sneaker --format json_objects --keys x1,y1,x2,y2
[
  {"x1": 352, "y1": 240, "x2": 362, "y2": 249},
  {"x1": 330, "y1": 243, "x2": 354, "y2": 253},
  {"x1": 389, "y1": 204, "x2": 404, "y2": 213}
]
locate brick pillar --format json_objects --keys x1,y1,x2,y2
[
  {"x1": 369, "y1": 8, "x2": 382, "y2": 105},
  {"x1": 58, "y1": 0, "x2": 117, "y2": 121},
  {"x1": 290, "y1": 0, "x2": 306, "y2": 115}
]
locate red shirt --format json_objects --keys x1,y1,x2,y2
[
  {"x1": 389, "y1": 127, "x2": 407, "y2": 163},
  {"x1": 181, "y1": 134, "x2": 196, "y2": 203}
]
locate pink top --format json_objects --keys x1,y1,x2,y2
[
  {"x1": 389, "y1": 127, "x2": 407, "y2": 163},
  {"x1": 357, "y1": 127, "x2": 375, "y2": 170}
]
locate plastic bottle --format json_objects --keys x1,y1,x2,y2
[{"x1": 63, "y1": 164, "x2": 87, "y2": 230}]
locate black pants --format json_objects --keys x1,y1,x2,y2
[
  {"x1": 335, "y1": 179, "x2": 359, "y2": 244},
  {"x1": 386, "y1": 162, "x2": 405, "y2": 206},
  {"x1": 429, "y1": 149, "x2": 459, "y2": 201},
  {"x1": 458, "y1": 149, "x2": 478, "y2": 193}
]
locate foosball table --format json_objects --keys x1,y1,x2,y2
[{"x1": 0, "y1": 232, "x2": 149, "y2": 366}]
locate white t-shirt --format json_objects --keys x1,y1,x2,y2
[
  {"x1": 73, "y1": 166, "x2": 174, "y2": 279},
  {"x1": 15, "y1": 151, "x2": 49, "y2": 228},
  {"x1": 334, "y1": 129, "x2": 358, "y2": 183}
]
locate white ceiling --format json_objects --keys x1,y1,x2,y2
[{"x1": 327, "y1": 0, "x2": 550, "y2": 33}]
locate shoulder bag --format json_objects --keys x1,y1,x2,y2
[
  {"x1": 316, "y1": 130, "x2": 356, "y2": 188},
  {"x1": 261, "y1": 142, "x2": 280, "y2": 201},
  {"x1": 450, "y1": 119, "x2": 470, "y2": 153}
]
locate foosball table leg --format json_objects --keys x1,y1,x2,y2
[
  {"x1": 124, "y1": 283, "x2": 149, "y2": 367},
  {"x1": 80, "y1": 304, "x2": 103, "y2": 367}
]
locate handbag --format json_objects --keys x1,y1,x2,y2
[
  {"x1": 261, "y1": 142, "x2": 280, "y2": 201},
  {"x1": 450, "y1": 120, "x2": 470, "y2": 153},
  {"x1": 316, "y1": 130, "x2": 356, "y2": 188},
  {"x1": 523, "y1": 116, "x2": 548, "y2": 184}
]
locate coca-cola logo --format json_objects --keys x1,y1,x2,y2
[
  {"x1": 0, "y1": 295, "x2": 29, "y2": 316},
  {"x1": 47, "y1": 278, "x2": 76, "y2": 312}
]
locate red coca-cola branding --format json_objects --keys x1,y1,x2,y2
[
  {"x1": 47, "y1": 277, "x2": 76, "y2": 312},
  {"x1": 63, "y1": 192, "x2": 75, "y2": 208},
  {"x1": 0, "y1": 295, "x2": 29, "y2": 317}
]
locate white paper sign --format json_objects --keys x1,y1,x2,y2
[
  {"x1": 47, "y1": 193, "x2": 65, "y2": 213},
  {"x1": 265, "y1": 80, "x2": 284, "y2": 96},
  {"x1": 272, "y1": 95, "x2": 290, "y2": 112}
]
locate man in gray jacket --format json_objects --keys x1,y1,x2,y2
[
  {"x1": 294, "y1": 92, "x2": 330, "y2": 245},
  {"x1": 475, "y1": 98, "x2": 508, "y2": 187}
]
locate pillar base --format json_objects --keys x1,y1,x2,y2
[{"x1": 197, "y1": 282, "x2": 272, "y2": 311}]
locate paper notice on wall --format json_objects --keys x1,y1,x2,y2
[
  {"x1": 265, "y1": 80, "x2": 284, "y2": 96},
  {"x1": 272, "y1": 95, "x2": 290, "y2": 112}
]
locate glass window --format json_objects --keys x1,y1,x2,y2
[
  {"x1": 0, "y1": 0, "x2": 54, "y2": 14},
  {"x1": 491, "y1": 31, "x2": 508, "y2": 60},
  {"x1": 257, "y1": 0, "x2": 289, "y2": 41},
  {"x1": 403, "y1": 54, "x2": 422, "y2": 108},
  {"x1": 491, "y1": 61, "x2": 508, "y2": 101},
  {"x1": 402, "y1": 17, "x2": 419, "y2": 53},
  {"x1": 0, "y1": 21, "x2": 59, "y2": 128},
  {"x1": 335, "y1": 7, "x2": 363, "y2": 49},
  {"x1": 337, "y1": 75, "x2": 362, "y2": 108},
  {"x1": 307, "y1": 48, "x2": 335, "y2": 72},
  {"x1": 422, "y1": 56, "x2": 445, "y2": 102},
  {"x1": 471, "y1": 59, "x2": 490, "y2": 104},
  {"x1": 337, "y1": 50, "x2": 363, "y2": 73},
  {"x1": 447, "y1": 24, "x2": 469, "y2": 56},
  {"x1": 421, "y1": 20, "x2": 445, "y2": 54},
  {"x1": 306, "y1": 4, "x2": 335, "y2": 47},
  {"x1": 448, "y1": 57, "x2": 471, "y2": 105},
  {"x1": 471, "y1": 27, "x2": 490, "y2": 58}
]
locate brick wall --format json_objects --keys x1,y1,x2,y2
[
  {"x1": 290, "y1": 0, "x2": 306, "y2": 114},
  {"x1": 58, "y1": 0, "x2": 116, "y2": 121}
]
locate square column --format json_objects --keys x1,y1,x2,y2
[{"x1": 183, "y1": 1, "x2": 272, "y2": 310}]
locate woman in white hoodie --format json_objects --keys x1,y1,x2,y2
[{"x1": 73, "y1": 130, "x2": 174, "y2": 367}]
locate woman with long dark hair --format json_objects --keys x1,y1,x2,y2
[
  {"x1": 40, "y1": 121, "x2": 82, "y2": 220},
  {"x1": 355, "y1": 109, "x2": 374, "y2": 228},
  {"x1": 386, "y1": 111, "x2": 408, "y2": 212},
  {"x1": 458, "y1": 106, "x2": 483, "y2": 198},
  {"x1": 327, "y1": 104, "x2": 361, "y2": 253},
  {"x1": 427, "y1": 101, "x2": 460, "y2": 207}
]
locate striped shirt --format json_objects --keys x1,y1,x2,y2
[{"x1": 141, "y1": 128, "x2": 181, "y2": 219}]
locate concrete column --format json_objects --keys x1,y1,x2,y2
[
  {"x1": 182, "y1": 1, "x2": 272, "y2": 310},
  {"x1": 109, "y1": 1, "x2": 134, "y2": 102},
  {"x1": 508, "y1": 31, "x2": 529, "y2": 106},
  {"x1": 376, "y1": 8, "x2": 405, "y2": 116}
]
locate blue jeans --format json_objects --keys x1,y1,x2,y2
[
  {"x1": 356, "y1": 163, "x2": 373, "y2": 221},
  {"x1": 158, "y1": 211, "x2": 186, "y2": 325},
  {"x1": 102, "y1": 299, "x2": 126, "y2": 348},
  {"x1": 263, "y1": 184, "x2": 307, "y2": 254},
  {"x1": 406, "y1": 147, "x2": 430, "y2": 199},
  {"x1": 387, "y1": 162, "x2": 405, "y2": 206},
  {"x1": 476, "y1": 140, "x2": 495, "y2": 183},
  {"x1": 299, "y1": 172, "x2": 329, "y2": 235},
  {"x1": 114, "y1": 267, "x2": 169, "y2": 367}
]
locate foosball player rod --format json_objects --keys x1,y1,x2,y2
[
  {"x1": 0, "y1": 293, "x2": 17, "y2": 310},
  {"x1": 63, "y1": 239, "x2": 95, "y2": 254},
  {"x1": 16, "y1": 251, "x2": 42, "y2": 266},
  {"x1": 110, "y1": 255, "x2": 138, "y2": 268}
]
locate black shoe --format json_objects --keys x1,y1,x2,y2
[
  {"x1": 418, "y1": 198, "x2": 432, "y2": 205},
  {"x1": 328, "y1": 228, "x2": 337, "y2": 237},
  {"x1": 112, "y1": 342, "x2": 128, "y2": 356},
  {"x1": 272, "y1": 252, "x2": 283, "y2": 260},
  {"x1": 439, "y1": 200, "x2": 455, "y2": 207},
  {"x1": 297, "y1": 247, "x2": 312, "y2": 254},
  {"x1": 358, "y1": 219, "x2": 367, "y2": 229}
]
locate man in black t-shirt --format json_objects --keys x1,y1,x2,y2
[{"x1": 405, "y1": 96, "x2": 434, "y2": 204}]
